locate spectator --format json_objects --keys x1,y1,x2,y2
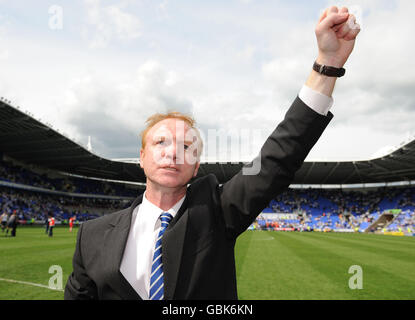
[
  {"x1": 48, "y1": 213, "x2": 55, "y2": 237},
  {"x1": 1, "y1": 212, "x2": 8, "y2": 232},
  {"x1": 6, "y1": 211, "x2": 18, "y2": 237},
  {"x1": 45, "y1": 213, "x2": 50, "y2": 235}
]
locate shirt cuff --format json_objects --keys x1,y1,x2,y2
[{"x1": 298, "y1": 85, "x2": 333, "y2": 116}]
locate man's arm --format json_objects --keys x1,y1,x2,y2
[
  {"x1": 219, "y1": 6, "x2": 360, "y2": 238},
  {"x1": 220, "y1": 97, "x2": 333, "y2": 238}
]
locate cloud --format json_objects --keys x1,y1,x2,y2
[
  {"x1": 157, "y1": 0, "x2": 169, "y2": 21},
  {"x1": 1, "y1": 1, "x2": 414, "y2": 163},
  {"x1": 0, "y1": 14, "x2": 10, "y2": 60},
  {"x1": 327, "y1": 0, "x2": 415, "y2": 142},
  {"x1": 82, "y1": 0, "x2": 141, "y2": 49},
  {"x1": 236, "y1": 45, "x2": 256, "y2": 62},
  {"x1": 59, "y1": 58, "x2": 272, "y2": 161},
  {"x1": 61, "y1": 60, "x2": 195, "y2": 158},
  {"x1": 258, "y1": 0, "x2": 415, "y2": 160}
]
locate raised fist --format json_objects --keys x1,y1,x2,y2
[{"x1": 315, "y1": 6, "x2": 361, "y2": 68}]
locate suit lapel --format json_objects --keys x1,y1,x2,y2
[
  {"x1": 163, "y1": 194, "x2": 189, "y2": 300},
  {"x1": 103, "y1": 194, "x2": 143, "y2": 300}
]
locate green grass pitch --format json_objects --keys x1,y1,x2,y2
[{"x1": 1, "y1": 227, "x2": 414, "y2": 300}]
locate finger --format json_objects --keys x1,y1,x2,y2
[
  {"x1": 332, "y1": 21, "x2": 343, "y2": 32},
  {"x1": 318, "y1": 10, "x2": 327, "y2": 23},
  {"x1": 332, "y1": 7, "x2": 350, "y2": 30},
  {"x1": 338, "y1": 6, "x2": 349, "y2": 14},
  {"x1": 318, "y1": 9, "x2": 328, "y2": 23},
  {"x1": 333, "y1": 7, "x2": 349, "y2": 31},
  {"x1": 318, "y1": 11, "x2": 349, "y2": 33},
  {"x1": 318, "y1": 6, "x2": 339, "y2": 23},
  {"x1": 328, "y1": 6, "x2": 339, "y2": 14},
  {"x1": 332, "y1": 10, "x2": 353, "y2": 32},
  {"x1": 335, "y1": 15, "x2": 356, "y2": 38}
]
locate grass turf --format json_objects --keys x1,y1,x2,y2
[
  {"x1": 0, "y1": 227, "x2": 414, "y2": 299},
  {"x1": 235, "y1": 230, "x2": 415, "y2": 299}
]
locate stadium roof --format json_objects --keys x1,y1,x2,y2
[{"x1": 1, "y1": 99, "x2": 415, "y2": 185}]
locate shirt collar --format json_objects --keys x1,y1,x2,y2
[{"x1": 140, "y1": 191, "x2": 186, "y2": 220}]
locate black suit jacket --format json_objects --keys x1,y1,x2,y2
[{"x1": 64, "y1": 97, "x2": 333, "y2": 300}]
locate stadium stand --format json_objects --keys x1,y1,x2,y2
[
  {"x1": 1, "y1": 157, "x2": 413, "y2": 237},
  {"x1": 1, "y1": 98, "x2": 414, "y2": 236},
  {"x1": 0, "y1": 159, "x2": 138, "y2": 197},
  {"x1": 0, "y1": 158, "x2": 140, "y2": 225},
  {"x1": 255, "y1": 186, "x2": 415, "y2": 235}
]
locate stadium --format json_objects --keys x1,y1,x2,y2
[
  {"x1": 1, "y1": 97, "x2": 414, "y2": 300},
  {"x1": 1, "y1": 1, "x2": 415, "y2": 303}
]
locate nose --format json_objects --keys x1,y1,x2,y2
[
  {"x1": 163, "y1": 141, "x2": 186, "y2": 164},
  {"x1": 164, "y1": 142, "x2": 177, "y2": 160}
]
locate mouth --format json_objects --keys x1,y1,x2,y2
[{"x1": 160, "y1": 166, "x2": 179, "y2": 172}]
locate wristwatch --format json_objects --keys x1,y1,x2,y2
[{"x1": 313, "y1": 61, "x2": 345, "y2": 77}]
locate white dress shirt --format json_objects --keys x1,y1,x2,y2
[
  {"x1": 120, "y1": 192, "x2": 185, "y2": 300},
  {"x1": 299, "y1": 84, "x2": 333, "y2": 116},
  {"x1": 119, "y1": 86, "x2": 332, "y2": 299}
]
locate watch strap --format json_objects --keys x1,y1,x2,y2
[{"x1": 313, "y1": 61, "x2": 345, "y2": 77}]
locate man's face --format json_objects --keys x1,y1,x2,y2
[{"x1": 140, "y1": 118, "x2": 201, "y2": 190}]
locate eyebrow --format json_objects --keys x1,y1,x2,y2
[{"x1": 151, "y1": 136, "x2": 194, "y2": 145}]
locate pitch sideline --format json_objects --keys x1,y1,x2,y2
[{"x1": 0, "y1": 277, "x2": 64, "y2": 292}]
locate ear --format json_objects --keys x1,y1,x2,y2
[
  {"x1": 193, "y1": 162, "x2": 200, "y2": 177},
  {"x1": 139, "y1": 148, "x2": 145, "y2": 169}
]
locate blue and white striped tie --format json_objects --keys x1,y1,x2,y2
[{"x1": 149, "y1": 212, "x2": 173, "y2": 300}]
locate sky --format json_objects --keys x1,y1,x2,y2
[{"x1": 1, "y1": 0, "x2": 414, "y2": 163}]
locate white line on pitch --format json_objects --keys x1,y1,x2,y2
[{"x1": 0, "y1": 277, "x2": 64, "y2": 292}]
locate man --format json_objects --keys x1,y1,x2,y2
[
  {"x1": 69, "y1": 215, "x2": 76, "y2": 232},
  {"x1": 1, "y1": 212, "x2": 8, "y2": 233},
  {"x1": 65, "y1": 6, "x2": 360, "y2": 300},
  {"x1": 6, "y1": 211, "x2": 18, "y2": 237},
  {"x1": 44, "y1": 213, "x2": 49, "y2": 235},
  {"x1": 48, "y1": 213, "x2": 55, "y2": 237}
]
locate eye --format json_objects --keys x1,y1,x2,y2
[{"x1": 156, "y1": 137, "x2": 166, "y2": 145}]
